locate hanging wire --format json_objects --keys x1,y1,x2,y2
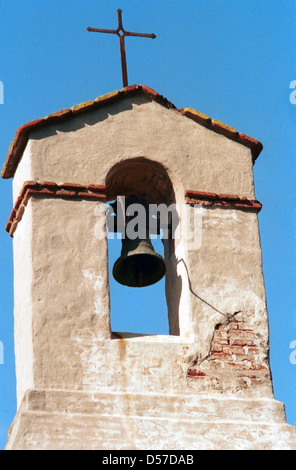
[{"x1": 176, "y1": 258, "x2": 241, "y2": 323}]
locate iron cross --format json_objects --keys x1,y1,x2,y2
[{"x1": 87, "y1": 9, "x2": 156, "y2": 87}]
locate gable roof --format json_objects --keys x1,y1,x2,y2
[{"x1": 1, "y1": 84, "x2": 263, "y2": 179}]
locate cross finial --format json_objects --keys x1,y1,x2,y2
[{"x1": 87, "y1": 9, "x2": 156, "y2": 87}]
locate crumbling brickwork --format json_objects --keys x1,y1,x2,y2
[{"x1": 187, "y1": 311, "x2": 271, "y2": 395}]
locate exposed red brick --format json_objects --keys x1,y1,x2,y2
[
  {"x1": 215, "y1": 329, "x2": 229, "y2": 339},
  {"x1": 212, "y1": 338, "x2": 228, "y2": 346},
  {"x1": 186, "y1": 313, "x2": 269, "y2": 392},
  {"x1": 247, "y1": 347, "x2": 260, "y2": 354},
  {"x1": 229, "y1": 338, "x2": 255, "y2": 347},
  {"x1": 222, "y1": 345, "x2": 247, "y2": 355},
  {"x1": 208, "y1": 352, "x2": 233, "y2": 362},
  {"x1": 211, "y1": 343, "x2": 222, "y2": 353},
  {"x1": 229, "y1": 322, "x2": 252, "y2": 332}
]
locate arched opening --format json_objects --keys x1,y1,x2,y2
[{"x1": 105, "y1": 158, "x2": 181, "y2": 337}]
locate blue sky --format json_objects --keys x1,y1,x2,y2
[{"x1": 0, "y1": 0, "x2": 295, "y2": 450}]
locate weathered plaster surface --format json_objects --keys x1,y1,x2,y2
[
  {"x1": 13, "y1": 141, "x2": 33, "y2": 205},
  {"x1": 14, "y1": 197, "x2": 270, "y2": 398},
  {"x1": 13, "y1": 200, "x2": 34, "y2": 406},
  {"x1": 7, "y1": 95, "x2": 296, "y2": 450},
  {"x1": 30, "y1": 198, "x2": 110, "y2": 390},
  {"x1": 6, "y1": 390, "x2": 296, "y2": 450},
  {"x1": 24, "y1": 96, "x2": 255, "y2": 199}
]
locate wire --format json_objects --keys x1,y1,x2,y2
[{"x1": 176, "y1": 258, "x2": 241, "y2": 323}]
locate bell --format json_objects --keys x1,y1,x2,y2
[{"x1": 113, "y1": 235, "x2": 166, "y2": 288}]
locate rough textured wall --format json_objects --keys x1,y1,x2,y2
[
  {"x1": 6, "y1": 93, "x2": 296, "y2": 451},
  {"x1": 30, "y1": 197, "x2": 110, "y2": 391},
  {"x1": 13, "y1": 201, "x2": 34, "y2": 406},
  {"x1": 11, "y1": 95, "x2": 269, "y2": 397},
  {"x1": 14, "y1": 95, "x2": 255, "y2": 200}
]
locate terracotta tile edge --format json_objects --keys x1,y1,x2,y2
[
  {"x1": 6, "y1": 181, "x2": 107, "y2": 237},
  {"x1": 6, "y1": 181, "x2": 262, "y2": 238},
  {"x1": 185, "y1": 189, "x2": 262, "y2": 212}
]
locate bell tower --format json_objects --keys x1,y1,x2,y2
[{"x1": 2, "y1": 84, "x2": 296, "y2": 450}]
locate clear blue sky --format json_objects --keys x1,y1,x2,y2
[{"x1": 0, "y1": 0, "x2": 295, "y2": 450}]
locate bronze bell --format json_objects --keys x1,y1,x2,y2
[{"x1": 113, "y1": 234, "x2": 166, "y2": 288}]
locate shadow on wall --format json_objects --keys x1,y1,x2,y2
[{"x1": 30, "y1": 95, "x2": 147, "y2": 140}]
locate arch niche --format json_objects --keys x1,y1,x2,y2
[{"x1": 105, "y1": 157, "x2": 182, "y2": 337}]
